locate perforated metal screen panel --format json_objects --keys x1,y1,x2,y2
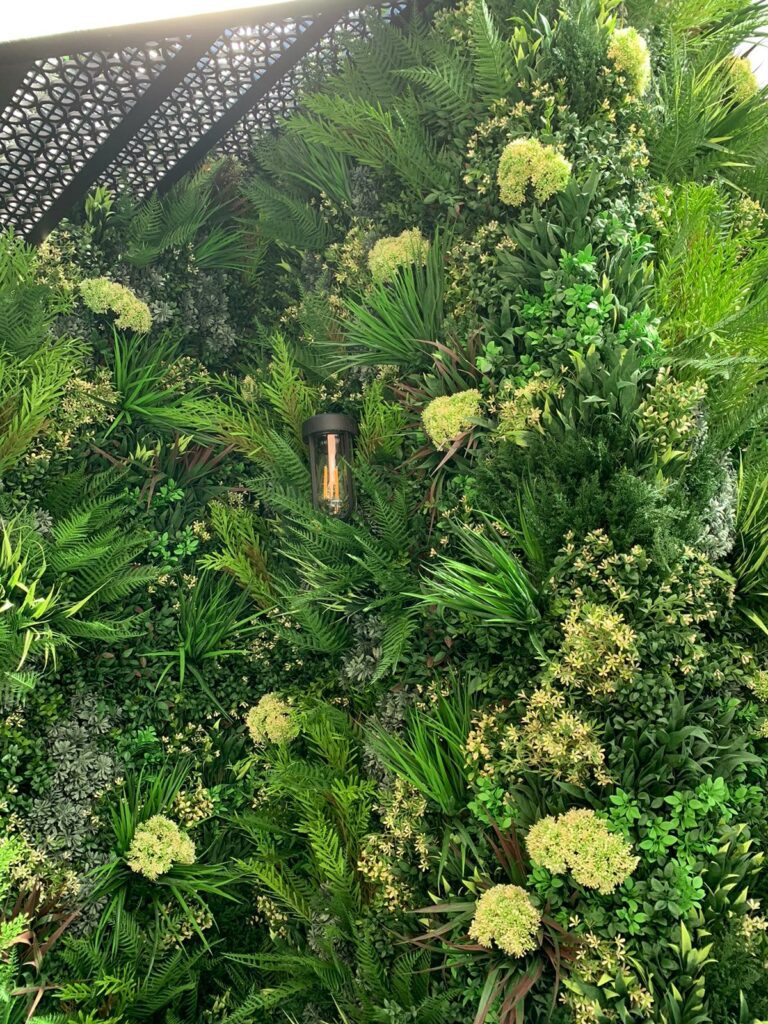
[
  {"x1": 1, "y1": 40, "x2": 187, "y2": 235},
  {"x1": 0, "y1": 2, "x2": 408, "y2": 239}
]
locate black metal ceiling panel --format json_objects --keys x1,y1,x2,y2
[{"x1": 0, "y1": 2, "x2": 407, "y2": 240}]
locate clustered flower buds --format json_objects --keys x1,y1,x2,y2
[
  {"x1": 367, "y1": 228, "x2": 430, "y2": 283},
  {"x1": 79, "y1": 277, "x2": 153, "y2": 333},
  {"x1": 496, "y1": 138, "x2": 571, "y2": 207},
  {"x1": 422, "y1": 389, "x2": 482, "y2": 450},
  {"x1": 127, "y1": 815, "x2": 196, "y2": 880},
  {"x1": 748, "y1": 669, "x2": 768, "y2": 701},
  {"x1": 527, "y1": 809, "x2": 638, "y2": 894},
  {"x1": 728, "y1": 55, "x2": 759, "y2": 104},
  {"x1": 607, "y1": 27, "x2": 652, "y2": 97},
  {"x1": 246, "y1": 693, "x2": 299, "y2": 745},
  {"x1": 469, "y1": 884, "x2": 541, "y2": 957}
]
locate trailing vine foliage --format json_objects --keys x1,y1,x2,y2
[{"x1": 2, "y1": 1, "x2": 768, "y2": 1022}]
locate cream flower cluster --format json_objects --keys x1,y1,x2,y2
[
  {"x1": 422, "y1": 389, "x2": 481, "y2": 450},
  {"x1": 468, "y1": 884, "x2": 541, "y2": 957},
  {"x1": 496, "y1": 138, "x2": 571, "y2": 207},
  {"x1": 527, "y1": 809, "x2": 638, "y2": 894},
  {"x1": 127, "y1": 815, "x2": 196, "y2": 880},
  {"x1": 246, "y1": 693, "x2": 299, "y2": 745},
  {"x1": 80, "y1": 277, "x2": 152, "y2": 333},
  {"x1": 728, "y1": 55, "x2": 759, "y2": 104},
  {"x1": 367, "y1": 228, "x2": 430, "y2": 283},
  {"x1": 748, "y1": 669, "x2": 768, "y2": 702},
  {"x1": 607, "y1": 27, "x2": 651, "y2": 97}
]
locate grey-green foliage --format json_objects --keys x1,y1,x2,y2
[
  {"x1": 698, "y1": 454, "x2": 737, "y2": 560},
  {"x1": 25, "y1": 697, "x2": 118, "y2": 880}
]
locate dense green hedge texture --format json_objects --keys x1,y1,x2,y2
[{"x1": 3, "y1": 0, "x2": 768, "y2": 1021}]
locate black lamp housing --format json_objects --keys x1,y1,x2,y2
[{"x1": 302, "y1": 413, "x2": 357, "y2": 518}]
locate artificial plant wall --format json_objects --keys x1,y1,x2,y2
[{"x1": 2, "y1": 0, "x2": 768, "y2": 1022}]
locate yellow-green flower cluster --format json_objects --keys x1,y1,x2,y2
[
  {"x1": 565, "y1": 932, "x2": 654, "y2": 1021},
  {"x1": 496, "y1": 139, "x2": 571, "y2": 207},
  {"x1": 174, "y1": 782, "x2": 215, "y2": 827},
  {"x1": 246, "y1": 693, "x2": 299, "y2": 745},
  {"x1": 367, "y1": 228, "x2": 430, "y2": 283},
  {"x1": 518, "y1": 687, "x2": 611, "y2": 786},
  {"x1": 728, "y1": 55, "x2": 759, "y2": 104},
  {"x1": 748, "y1": 670, "x2": 768, "y2": 701},
  {"x1": 79, "y1": 277, "x2": 152, "y2": 333},
  {"x1": 607, "y1": 27, "x2": 651, "y2": 97},
  {"x1": 637, "y1": 369, "x2": 707, "y2": 463},
  {"x1": 740, "y1": 912, "x2": 768, "y2": 950},
  {"x1": 465, "y1": 688, "x2": 610, "y2": 792},
  {"x1": 127, "y1": 815, "x2": 196, "y2": 881},
  {"x1": 325, "y1": 222, "x2": 375, "y2": 294},
  {"x1": 444, "y1": 221, "x2": 517, "y2": 330},
  {"x1": 735, "y1": 195, "x2": 767, "y2": 238},
  {"x1": 422, "y1": 389, "x2": 482, "y2": 450},
  {"x1": 496, "y1": 376, "x2": 561, "y2": 443},
  {"x1": 555, "y1": 529, "x2": 731, "y2": 633},
  {"x1": 527, "y1": 809, "x2": 638, "y2": 894},
  {"x1": 0, "y1": 837, "x2": 28, "y2": 949},
  {"x1": 159, "y1": 900, "x2": 214, "y2": 949},
  {"x1": 468, "y1": 884, "x2": 540, "y2": 958},
  {"x1": 255, "y1": 893, "x2": 290, "y2": 941},
  {"x1": 550, "y1": 602, "x2": 639, "y2": 697},
  {"x1": 58, "y1": 370, "x2": 117, "y2": 442},
  {"x1": 0, "y1": 832, "x2": 78, "y2": 905},
  {"x1": 358, "y1": 778, "x2": 431, "y2": 909}
]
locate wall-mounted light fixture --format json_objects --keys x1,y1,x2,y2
[{"x1": 302, "y1": 413, "x2": 357, "y2": 518}]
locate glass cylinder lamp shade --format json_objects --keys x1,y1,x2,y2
[{"x1": 302, "y1": 413, "x2": 357, "y2": 518}]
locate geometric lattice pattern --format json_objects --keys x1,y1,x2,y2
[
  {"x1": 102, "y1": 21, "x2": 319, "y2": 199},
  {"x1": 0, "y1": 2, "x2": 409, "y2": 240},
  {"x1": 1, "y1": 41, "x2": 187, "y2": 235},
  {"x1": 214, "y1": 11, "x2": 388, "y2": 162}
]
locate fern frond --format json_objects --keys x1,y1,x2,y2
[
  {"x1": 397, "y1": 60, "x2": 473, "y2": 121},
  {"x1": 470, "y1": 0, "x2": 514, "y2": 102},
  {"x1": 242, "y1": 177, "x2": 330, "y2": 251},
  {"x1": 261, "y1": 334, "x2": 320, "y2": 443}
]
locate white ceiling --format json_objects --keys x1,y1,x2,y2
[
  {"x1": 0, "y1": 0, "x2": 288, "y2": 43},
  {"x1": 2, "y1": 2, "x2": 767, "y2": 85}
]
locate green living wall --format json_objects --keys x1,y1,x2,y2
[{"x1": 2, "y1": 0, "x2": 768, "y2": 1020}]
